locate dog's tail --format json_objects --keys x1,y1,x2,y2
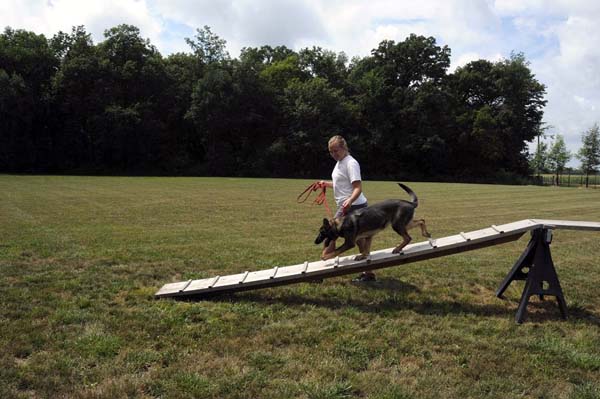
[{"x1": 398, "y1": 183, "x2": 418, "y2": 207}]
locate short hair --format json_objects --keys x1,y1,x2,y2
[{"x1": 328, "y1": 135, "x2": 348, "y2": 151}]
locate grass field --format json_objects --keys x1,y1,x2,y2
[{"x1": 1, "y1": 175, "x2": 600, "y2": 399}]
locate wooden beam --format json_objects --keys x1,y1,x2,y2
[{"x1": 155, "y1": 219, "x2": 600, "y2": 299}]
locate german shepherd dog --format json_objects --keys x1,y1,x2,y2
[{"x1": 315, "y1": 183, "x2": 431, "y2": 261}]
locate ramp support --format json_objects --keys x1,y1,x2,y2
[{"x1": 496, "y1": 228, "x2": 568, "y2": 323}]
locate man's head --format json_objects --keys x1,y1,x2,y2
[{"x1": 328, "y1": 135, "x2": 348, "y2": 161}]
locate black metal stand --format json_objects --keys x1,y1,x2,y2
[{"x1": 496, "y1": 228, "x2": 568, "y2": 323}]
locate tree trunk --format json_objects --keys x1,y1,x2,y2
[{"x1": 586, "y1": 172, "x2": 589, "y2": 188}]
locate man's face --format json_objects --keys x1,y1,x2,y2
[{"x1": 329, "y1": 144, "x2": 346, "y2": 161}]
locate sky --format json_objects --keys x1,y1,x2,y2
[{"x1": 2, "y1": 0, "x2": 599, "y2": 166}]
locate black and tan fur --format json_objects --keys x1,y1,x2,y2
[{"x1": 315, "y1": 183, "x2": 431, "y2": 260}]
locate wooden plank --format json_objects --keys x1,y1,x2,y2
[
  {"x1": 155, "y1": 219, "x2": 600, "y2": 299},
  {"x1": 156, "y1": 236, "x2": 522, "y2": 298},
  {"x1": 180, "y1": 277, "x2": 213, "y2": 293},
  {"x1": 155, "y1": 280, "x2": 192, "y2": 296},
  {"x1": 531, "y1": 219, "x2": 600, "y2": 231}
]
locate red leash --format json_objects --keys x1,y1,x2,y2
[{"x1": 297, "y1": 182, "x2": 334, "y2": 219}]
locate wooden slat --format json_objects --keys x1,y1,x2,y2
[
  {"x1": 208, "y1": 275, "x2": 220, "y2": 288},
  {"x1": 179, "y1": 279, "x2": 192, "y2": 292},
  {"x1": 491, "y1": 225, "x2": 504, "y2": 233},
  {"x1": 301, "y1": 261, "x2": 309, "y2": 274},
  {"x1": 270, "y1": 267, "x2": 279, "y2": 279}
]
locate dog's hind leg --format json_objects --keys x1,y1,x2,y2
[
  {"x1": 391, "y1": 226, "x2": 412, "y2": 254},
  {"x1": 408, "y1": 219, "x2": 432, "y2": 238},
  {"x1": 392, "y1": 235, "x2": 411, "y2": 253}
]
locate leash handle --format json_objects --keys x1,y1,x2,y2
[{"x1": 297, "y1": 182, "x2": 334, "y2": 219}]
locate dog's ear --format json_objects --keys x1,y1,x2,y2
[{"x1": 323, "y1": 218, "x2": 330, "y2": 226}]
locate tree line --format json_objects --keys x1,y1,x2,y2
[
  {"x1": 530, "y1": 125, "x2": 600, "y2": 187},
  {"x1": 1, "y1": 24, "x2": 550, "y2": 181}
]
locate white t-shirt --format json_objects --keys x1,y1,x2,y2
[{"x1": 332, "y1": 154, "x2": 367, "y2": 207}]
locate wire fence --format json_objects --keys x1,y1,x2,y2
[{"x1": 530, "y1": 173, "x2": 600, "y2": 188}]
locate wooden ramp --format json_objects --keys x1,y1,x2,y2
[{"x1": 155, "y1": 219, "x2": 600, "y2": 300}]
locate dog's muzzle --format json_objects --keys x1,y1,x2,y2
[
  {"x1": 314, "y1": 233, "x2": 332, "y2": 246},
  {"x1": 314, "y1": 234, "x2": 325, "y2": 245}
]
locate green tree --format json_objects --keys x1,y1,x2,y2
[
  {"x1": 529, "y1": 123, "x2": 554, "y2": 178},
  {"x1": 240, "y1": 45, "x2": 294, "y2": 66},
  {"x1": 259, "y1": 54, "x2": 306, "y2": 93},
  {"x1": 273, "y1": 77, "x2": 354, "y2": 177},
  {"x1": 547, "y1": 134, "x2": 571, "y2": 185},
  {"x1": 0, "y1": 69, "x2": 33, "y2": 170},
  {"x1": 577, "y1": 124, "x2": 600, "y2": 188},
  {"x1": 529, "y1": 140, "x2": 549, "y2": 177},
  {"x1": 162, "y1": 52, "x2": 203, "y2": 171},
  {"x1": 1, "y1": 23, "x2": 553, "y2": 181},
  {"x1": 185, "y1": 25, "x2": 229, "y2": 65},
  {"x1": 494, "y1": 53, "x2": 547, "y2": 175},
  {"x1": 371, "y1": 34, "x2": 450, "y2": 89},
  {"x1": 50, "y1": 26, "x2": 105, "y2": 170},
  {"x1": 95, "y1": 24, "x2": 168, "y2": 171},
  {"x1": 346, "y1": 35, "x2": 453, "y2": 179},
  {"x1": 298, "y1": 46, "x2": 348, "y2": 89},
  {"x1": 0, "y1": 27, "x2": 58, "y2": 171},
  {"x1": 186, "y1": 64, "x2": 238, "y2": 173},
  {"x1": 449, "y1": 54, "x2": 546, "y2": 178}
]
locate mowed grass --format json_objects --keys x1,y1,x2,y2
[{"x1": 1, "y1": 175, "x2": 600, "y2": 399}]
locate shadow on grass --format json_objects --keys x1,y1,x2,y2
[
  {"x1": 176, "y1": 277, "x2": 600, "y2": 325},
  {"x1": 515, "y1": 299, "x2": 600, "y2": 325},
  {"x1": 178, "y1": 278, "x2": 511, "y2": 318},
  {"x1": 238, "y1": 291, "x2": 512, "y2": 318}
]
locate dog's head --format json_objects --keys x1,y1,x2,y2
[{"x1": 314, "y1": 218, "x2": 339, "y2": 246}]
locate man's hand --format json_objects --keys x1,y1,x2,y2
[{"x1": 342, "y1": 198, "x2": 352, "y2": 211}]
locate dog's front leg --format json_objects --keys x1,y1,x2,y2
[
  {"x1": 322, "y1": 238, "x2": 355, "y2": 260},
  {"x1": 322, "y1": 240, "x2": 336, "y2": 259},
  {"x1": 354, "y1": 237, "x2": 371, "y2": 261}
]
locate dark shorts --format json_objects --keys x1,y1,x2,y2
[{"x1": 335, "y1": 202, "x2": 368, "y2": 218}]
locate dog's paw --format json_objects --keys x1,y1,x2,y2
[
  {"x1": 321, "y1": 253, "x2": 335, "y2": 261},
  {"x1": 354, "y1": 254, "x2": 367, "y2": 261}
]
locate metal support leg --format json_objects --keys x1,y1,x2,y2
[
  {"x1": 497, "y1": 228, "x2": 568, "y2": 323},
  {"x1": 496, "y1": 234, "x2": 536, "y2": 298}
]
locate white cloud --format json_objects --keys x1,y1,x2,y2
[
  {"x1": 1, "y1": 0, "x2": 162, "y2": 47},
  {"x1": 151, "y1": 0, "x2": 326, "y2": 57},
  {"x1": 528, "y1": 6, "x2": 600, "y2": 163}
]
